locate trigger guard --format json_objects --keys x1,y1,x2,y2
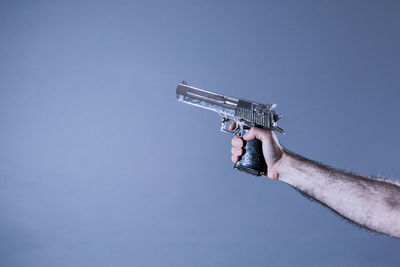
[{"x1": 221, "y1": 117, "x2": 241, "y2": 135}]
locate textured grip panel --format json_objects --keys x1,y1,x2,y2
[{"x1": 234, "y1": 138, "x2": 267, "y2": 176}]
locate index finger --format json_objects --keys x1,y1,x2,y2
[{"x1": 229, "y1": 121, "x2": 237, "y2": 131}]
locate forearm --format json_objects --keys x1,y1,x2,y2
[{"x1": 276, "y1": 150, "x2": 400, "y2": 237}]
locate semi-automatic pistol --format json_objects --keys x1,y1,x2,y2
[{"x1": 176, "y1": 82, "x2": 284, "y2": 176}]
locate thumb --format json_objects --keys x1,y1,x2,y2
[{"x1": 243, "y1": 127, "x2": 270, "y2": 142}]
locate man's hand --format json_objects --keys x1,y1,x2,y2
[
  {"x1": 229, "y1": 123, "x2": 400, "y2": 238},
  {"x1": 230, "y1": 123, "x2": 285, "y2": 180}
]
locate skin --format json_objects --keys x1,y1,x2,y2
[{"x1": 230, "y1": 124, "x2": 400, "y2": 238}]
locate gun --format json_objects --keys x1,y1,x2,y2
[{"x1": 176, "y1": 82, "x2": 284, "y2": 176}]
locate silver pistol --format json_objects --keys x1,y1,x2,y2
[{"x1": 176, "y1": 82, "x2": 284, "y2": 176}]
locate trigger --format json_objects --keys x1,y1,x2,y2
[{"x1": 221, "y1": 117, "x2": 239, "y2": 134}]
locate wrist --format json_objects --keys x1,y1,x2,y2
[
  {"x1": 269, "y1": 150, "x2": 297, "y2": 185},
  {"x1": 266, "y1": 149, "x2": 287, "y2": 181}
]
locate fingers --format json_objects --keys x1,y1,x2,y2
[
  {"x1": 231, "y1": 136, "x2": 244, "y2": 155},
  {"x1": 231, "y1": 146, "x2": 243, "y2": 156},
  {"x1": 231, "y1": 135, "x2": 244, "y2": 163},
  {"x1": 231, "y1": 135, "x2": 244, "y2": 147},
  {"x1": 231, "y1": 155, "x2": 240, "y2": 163}
]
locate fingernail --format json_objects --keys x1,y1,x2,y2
[{"x1": 243, "y1": 132, "x2": 249, "y2": 139}]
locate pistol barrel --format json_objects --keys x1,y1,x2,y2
[{"x1": 176, "y1": 83, "x2": 237, "y2": 117}]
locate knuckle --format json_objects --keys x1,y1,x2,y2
[
  {"x1": 231, "y1": 136, "x2": 238, "y2": 145},
  {"x1": 231, "y1": 136, "x2": 243, "y2": 147},
  {"x1": 231, "y1": 147, "x2": 242, "y2": 156}
]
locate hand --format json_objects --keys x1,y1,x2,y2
[{"x1": 230, "y1": 122, "x2": 284, "y2": 180}]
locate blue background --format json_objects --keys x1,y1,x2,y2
[{"x1": 1, "y1": 1, "x2": 400, "y2": 266}]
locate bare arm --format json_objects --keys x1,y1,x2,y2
[{"x1": 231, "y1": 126, "x2": 400, "y2": 238}]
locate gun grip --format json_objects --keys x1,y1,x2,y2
[{"x1": 234, "y1": 134, "x2": 267, "y2": 176}]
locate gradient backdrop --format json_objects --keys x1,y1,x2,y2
[{"x1": 1, "y1": 1, "x2": 400, "y2": 266}]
